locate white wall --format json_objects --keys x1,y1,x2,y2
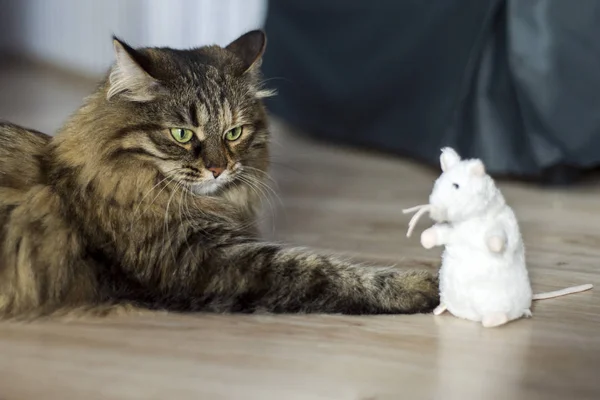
[{"x1": 3, "y1": 0, "x2": 268, "y2": 76}]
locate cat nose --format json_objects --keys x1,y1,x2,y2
[{"x1": 207, "y1": 166, "x2": 225, "y2": 178}]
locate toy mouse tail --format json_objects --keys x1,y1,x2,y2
[{"x1": 532, "y1": 284, "x2": 593, "y2": 300}]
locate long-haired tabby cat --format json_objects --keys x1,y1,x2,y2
[{"x1": 0, "y1": 30, "x2": 439, "y2": 318}]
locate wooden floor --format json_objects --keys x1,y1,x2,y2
[{"x1": 0, "y1": 58, "x2": 599, "y2": 400}]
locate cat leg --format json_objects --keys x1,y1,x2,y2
[
  {"x1": 433, "y1": 304, "x2": 447, "y2": 315},
  {"x1": 180, "y1": 242, "x2": 440, "y2": 314},
  {"x1": 481, "y1": 312, "x2": 509, "y2": 328}
]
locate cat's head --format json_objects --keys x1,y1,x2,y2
[{"x1": 84, "y1": 30, "x2": 274, "y2": 197}]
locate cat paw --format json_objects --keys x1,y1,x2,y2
[{"x1": 420, "y1": 228, "x2": 437, "y2": 249}]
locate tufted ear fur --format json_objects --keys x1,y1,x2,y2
[
  {"x1": 440, "y1": 147, "x2": 461, "y2": 172},
  {"x1": 225, "y1": 30, "x2": 267, "y2": 74},
  {"x1": 470, "y1": 159, "x2": 486, "y2": 177},
  {"x1": 107, "y1": 37, "x2": 162, "y2": 102}
]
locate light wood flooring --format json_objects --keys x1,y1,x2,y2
[{"x1": 0, "y1": 57, "x2": 598, "y2": 400}]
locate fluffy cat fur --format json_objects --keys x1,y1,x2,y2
[{"x1": 0, "y1": 30, "x2": 439, "y2": 318}]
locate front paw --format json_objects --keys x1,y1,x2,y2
[
  {"x1": 433, "y1": 304, "x2": 447, "y2": 316},
  {"x1": 487, "y1": 236, "x2": 505, "y2": 253},
  {"x1": 421, "y1": 228, "x2": 437, "y2": 249}
]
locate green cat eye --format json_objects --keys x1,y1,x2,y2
[
  {"x1": 225, "y1": 126, "x2": 243, "y2": 141},
  {"x1": 170, "y1": 128, "x2": 194, "y2": 143}
]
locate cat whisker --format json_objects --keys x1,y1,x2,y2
[
  {"x1": 237, "y1": 175, "x2": 270, "y2": 206},
  {"x1": 162, "y1": 179, "x2": 185, "y2": 265},
  {"x1": 245, "y1": 172, "x2": 290, "y2": 233},
  {"x1": 239, "y1": 165, "x2": 278, "y2": 185},
  {"x1": 266, "y1": 158, "x2": 303, "y2": 175},
  {"x1": 236, "y1": 174, "x2": 278, "y2": 235},
  {"x1": 128, "y1": 169, "x2": 186, "y2": 233},
  {"x1": 240, "y1": 172, "x2": 284, "y2": 210},
  {"x1": 178, "y1": 181, "x2": 202, "y2": 266},
  {"x1": 225, "y1": 178, "x2": 272, "y2": 236}
]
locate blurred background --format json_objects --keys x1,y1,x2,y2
[
  {"x1": 1, "y1": 0, "x2": 600, "y2": 184},
  {"x1": 261, "y1": 0, "x2": 600, "y2": 184},
  {"x1": 0, "y1": 0, "x2": 267, "y2": 130},
  {"x1": 0, "y1": 0, "x2": 267, "y2": 76}
]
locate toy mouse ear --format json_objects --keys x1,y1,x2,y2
[
  {"x1": 440, "y1": 147, "x2": 461, "y2": 172},
  {"x1": 470, "y1": 160, "x2": 486, "y2": 176}
]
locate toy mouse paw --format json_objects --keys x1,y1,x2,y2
[
  {"x1": 433, "y1": 304, "x2": 447, "y2": 316},
  {"x1": 421, "y1": 228, "x2": 437, "y2": 249},
  {"x1": 487, "y1": 236, "x2": 505, "y2": 253},
  {"x1": 481, "y1": 313, "x2": 509, "y2": 328}
]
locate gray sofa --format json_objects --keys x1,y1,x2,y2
[{"x1": 262, "y1": 0, "x2": 600, "y2": 184}]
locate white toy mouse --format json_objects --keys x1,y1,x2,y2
[{"x1": 403, "y1": 147, "x2": 593, "y2": 328}]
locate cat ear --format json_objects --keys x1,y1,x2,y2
[
  {"x1": 470, "y1": 160, "x2": 486, "y2": 177},
  {"x1": 440, "y1": 147, "x2": 461, "y2": 172},
  {"x1": 107, "y1": 37, "x2": 162, "y2": 102},
  {"x1": 225, "y1": 30, "x2": 267, "y2": 74}
]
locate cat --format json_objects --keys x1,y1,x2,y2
[
  {"x1": 0, "y1": 30, "x2": 439, "y2": 318},
  {"x1": 0, "y1": 122, "x2": 50, "y2": 191}
]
